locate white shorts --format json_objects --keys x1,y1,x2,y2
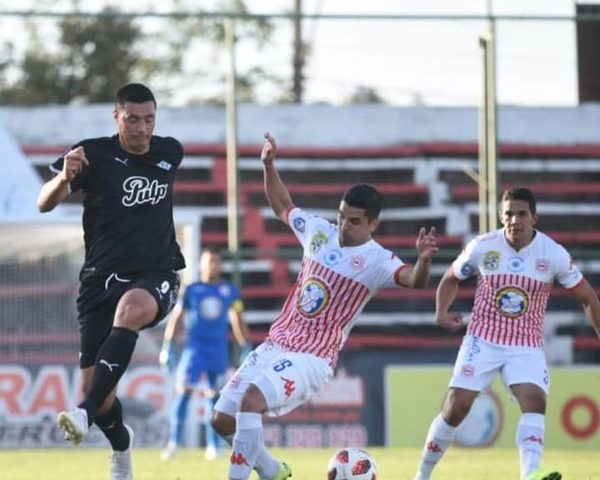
[
  {"x1": 214, "y1": 340, "x2": 334, "y2": 418},
  {"x1": 449, "y1": 335, "x2": 550, "y2": 395}
]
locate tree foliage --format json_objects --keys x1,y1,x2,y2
[
  {"x1": 59, "y1": 11, "x2": 143, "y2": 102},
  {"x1": 343, "y1": 85, "x2": 386, "y2": 105},
  {"x1": 0, "y1": 2, "x2": 278, "y2": 105},
  {"x1": 0, "y1": 8, "x2": 146, "y2": 104}
]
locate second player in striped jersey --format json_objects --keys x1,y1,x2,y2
[{"x1": 413, "y1": 186, "x2": 600, "y2": 480}]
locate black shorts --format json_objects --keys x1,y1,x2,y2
[{"x1": 77, "y1": 270, "x2": 180, "y2": 368}]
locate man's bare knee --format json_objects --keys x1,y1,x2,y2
[
  {"x1": 442, "y1": 388, "x2": 478, "y2": 426},
  {"x1": 212, "y1": 410, "x2": 235, "y2": 437},
  {"x1": 240, "y1": 384, "x2": 268, "y2": 413}
]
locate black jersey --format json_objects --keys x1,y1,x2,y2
[{"x1": 50, "y1": 135, "x2": 186, "y2": 276}]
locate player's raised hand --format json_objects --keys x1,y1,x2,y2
[
  {"x1": 261, "y1": 132, "x2": 277, "y2": 166},
  {"x1": 60, "y1": 146, "x2": 89, "y2": 182},
  {"x1": 415, "y1": 226, "x2": 438, "y2": 260},
  {"x1": 436, "y1": 312, "x2": 464, "y2": 332}
]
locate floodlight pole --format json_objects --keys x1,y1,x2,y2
[
  {"x1": 478, "y1": 3, "x2": 499, "y2": 234},
  {"x1": 225, "y1": 17, "x2": 242, "y2": 287}
]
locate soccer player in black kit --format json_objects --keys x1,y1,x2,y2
[{"x1": 37, "y1": 83, "x2": 185, "y2": 480}]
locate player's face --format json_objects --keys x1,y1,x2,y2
[
  {"x1": 200, "y1": 251, "x2": 222, "y2": 283},
  {"x1": 337, "y1": 201, "x2": 379, "y2": 247},
  {"x1": 114, "y1": 101, "x2": 156, "y2": 155},
  {"x1": 500, "y1": 198, "x2": 538, "y2": 250}
]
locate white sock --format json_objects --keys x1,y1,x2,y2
[
  {"x1": 255, "y1": 446, "x2": 280, "y2": 480},
  {"x1": 516, "y1": 413, "x2": 545, "y2": 479},
  {"x1": 229, "y1": 412, "x2": 263, "y2": 480},
  {"x1": 415, "y1": 414, "x2": 456, "y2": 480},
  {"x1": 223, "y1": 430, "x2": 278, "y2": 479}
]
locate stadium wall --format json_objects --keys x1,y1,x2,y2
[{"x1": 2, "y1": 103, "x2": 600, "y2": 147}]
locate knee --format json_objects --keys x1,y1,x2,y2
[
  {"x1": 211, "y1": 410, "x2": 234, "y2": 437},
  {"x1": 520, "y1": 393, "x2": 546, "y2": 414},
  {"x1": 239, "y1": 384, "x2": 268, "y2": 413},
  {"x1": 115, "y1": 291, "x2": 157, "y2": 330},
  {"x1": 115, "y1": 302, "x2": 147, "y2": 327},
  {"x1": 442, "y1": 390, "x2": 475, "y2": 426}
]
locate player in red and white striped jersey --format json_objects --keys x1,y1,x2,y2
[
  {"x1": 414, "y1": 186, "x2": 600, "y2": 480},
  {"x1": 212, "y1": 133, "x2": 438, "y2": 480}
]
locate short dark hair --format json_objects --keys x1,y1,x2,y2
[
  {"x1": 501, "y1": 186, "x2": 537, "y2": 215},
  {"x1": 342, "y1": 183, "x2": 382, "y2": 220},
  {"x1": 115, "y1": 83, "x2": 156, "y2": 108}
]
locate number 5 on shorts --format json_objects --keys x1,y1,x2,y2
[{"x1": 273, "y1": 358, "x2": 293, "y2": 372}]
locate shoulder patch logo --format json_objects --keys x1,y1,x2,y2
[
  {"x1": 482, "y1": 251, "x2": 501, "y2": 272},
  {"x1": 460, "y1": 263, "x2": 475, "y2": 276},
  {"x1": 293, "y1": 216, "x2": 306, "y2": 233},
  {"x1": 157, "y1": 160, "x2": 172, "y2": 171}
]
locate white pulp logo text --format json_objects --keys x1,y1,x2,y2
[{"x1": 122, "y1": 176, "x2": 168, "y2": 207}]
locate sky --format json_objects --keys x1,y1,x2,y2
[{"x1": 0, "y1": 0, "x2": 597, "y2": 106}]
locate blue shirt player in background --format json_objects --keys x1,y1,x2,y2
[{"x1": 159, "y1": 246, "x2": 251, "y2": 461}]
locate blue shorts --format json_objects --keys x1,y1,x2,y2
[{"x1": 176, "y1": 347, "x2": 228, "y2": 389}]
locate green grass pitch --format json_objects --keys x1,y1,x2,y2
[{"x1": 1, "y1": 447, "x2": 599, "y2": 479}]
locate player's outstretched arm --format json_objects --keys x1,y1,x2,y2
[
  {"x1": 569, "y1": 278, "x2": 600, "y2": 339},
  {"x1": 37, "y1": 146, "x2": 89, "y2": 212},
  {"x1": 261, "y1": 132, "x2": 293, "y2": 224},
  {"x1": 435, "y1": 267, "x2": 464, "y2": 332}
]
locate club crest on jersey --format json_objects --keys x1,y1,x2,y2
[
  {"x1": 507, "y1": 256, "x2": 525, "y2": 272},
  {"x1": 482, "y1": 251, "x2": 501, "y2": 272},
  {"x1": 309, "y1": 232, "x2": 328, "y2": 254},
  {"x1": 122, "y1": 176, "x2": 168, "y2": 207},
  {"x1": 200, "y1": 296, "x2": 224, "y2": 321},
  {"x1": 495, "y1": 286, "x2": 529, "y2": 317},
  {"x1": 297, "y1": 277, "x2": 331, "y2": 318}
]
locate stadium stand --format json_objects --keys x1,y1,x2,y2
[{"x1": 6, "y1": 140, "x2": 600, "y2": 364}]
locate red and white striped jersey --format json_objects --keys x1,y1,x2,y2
[
  {"x1": 268, "y1": 207, "x2": 407, "y2": 367},
  {"x1": 452, "y1": 229, "x2": 583, "y2": 347}
]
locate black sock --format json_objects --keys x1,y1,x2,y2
[
  {"x1": 80, "y1": 327, "x2": 138, "y2": 424},
  {"x1": 94, "y1": 397, "x2": 130, "y2": 451}
]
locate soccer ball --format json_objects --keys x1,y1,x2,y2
[{"x1": 327, "y1": 447, "x2": 377, "y2": 480}]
